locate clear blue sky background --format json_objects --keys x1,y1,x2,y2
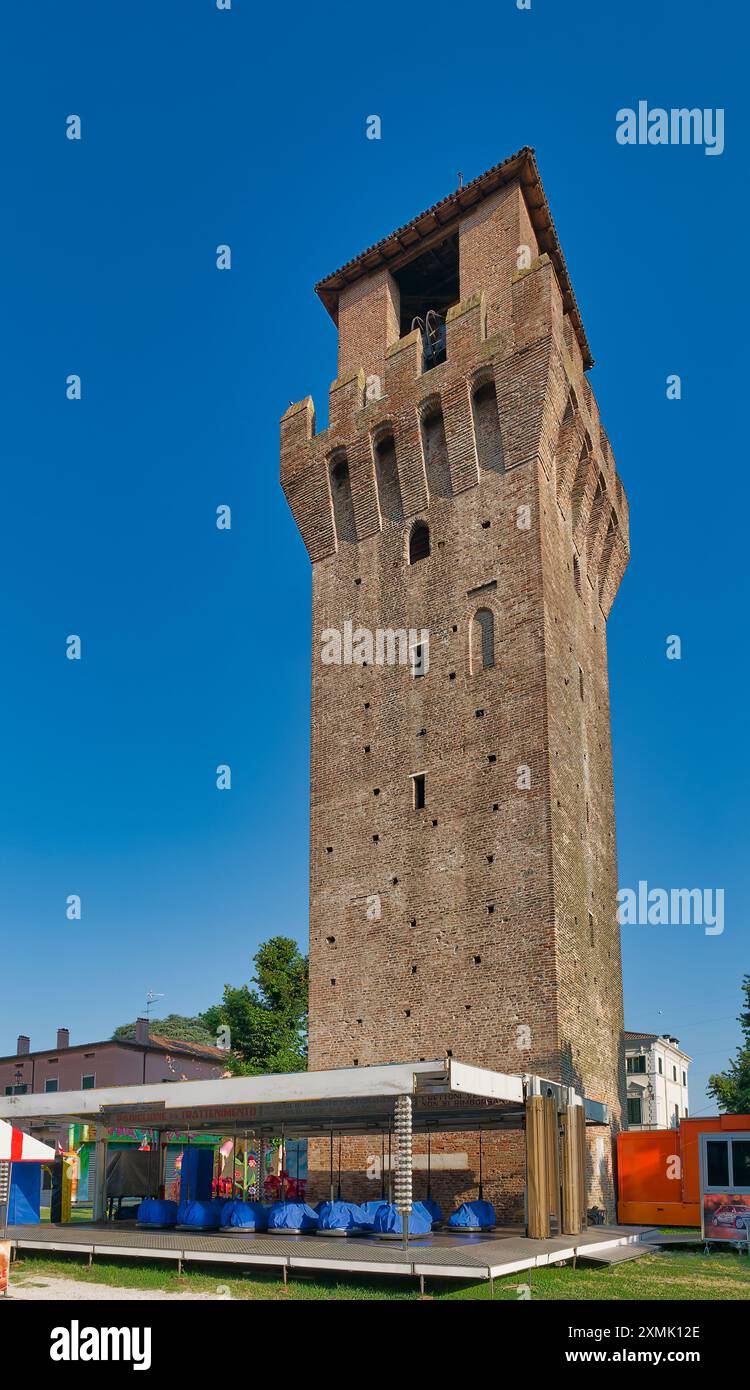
[{"x1": 0, "y1": 1, "x2": 746, "y2": 1115}]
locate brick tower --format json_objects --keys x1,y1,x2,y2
[{"x1": 281, "y1": 149, "x2": 629, "y2": 1215}]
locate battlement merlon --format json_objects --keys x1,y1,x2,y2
[{"x1": 279, "y1": 281, "x2": 629, "y2": 613}]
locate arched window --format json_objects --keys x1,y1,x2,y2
[
  {"x1": 420, "y1": 402, "x2": 451, "y2": 499},
  {"x1": 409, "y1": 521, "x2": 430, "y2": 564},
  {"x1": 329, "y1": 453, "x2": 356, "y2": 544},
  {"x1": 374, "y1": 431, "x2": 403, "y2": 524},
  {"x1": 471, "y1": 608, "x2": 495, "y2": 671},
  {"x1": 471, "y1": 379, "x2": 504, "y2": 474}
]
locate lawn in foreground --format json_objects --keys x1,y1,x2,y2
[{"x1": 9, "y1": 1244, "x2": 750, "y2": 1301}]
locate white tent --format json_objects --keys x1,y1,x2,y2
[{"x1": 0, "y1": 1119, "x2": 55, "y2": 1162}]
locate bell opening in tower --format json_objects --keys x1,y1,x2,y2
[{"x1": 393, "y1": 235, "x2": 459, "y2": 369}]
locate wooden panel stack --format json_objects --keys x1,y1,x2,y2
[{"x1": 561, "y1": 1104, "x2": 586, "y2": 1235}]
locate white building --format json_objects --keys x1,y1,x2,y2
[{"x1": 624, "y1": 1031, "x2": 691, "y2": 1131}]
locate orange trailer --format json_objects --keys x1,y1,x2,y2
[{"x1": 617, "y1": 1115, "x2": 750, "y2": 1226}]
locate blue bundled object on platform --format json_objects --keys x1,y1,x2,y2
[
  {"x1": 354, "y1": 1199, "x2": 387, "y2": 1230},
  {"x1": 373, "y1": 1202, "x2": 432, "y2": 1236},
  {"x1": 267, "y1": 1201, "x2": 319, "y2": 1232},
  {"x1": 137, "y1": 1198, "x2": 178, "y2": 1228},
  {"x1": 317, "y1": 1200, "x2": 364, "y2": 1232},
  {"x1": 421, "y1": 1197, "x2": 444, "y2": 1225},
  {"x1": 176, "y1": 1198, "x2": 222, "y2": 1229},
  {"x1": 447, "y1": 1199, "x2": 496, "y2": 1230},
  {"x1": 220, "y1": 1200, "x2": 269, "y2": 1231}
]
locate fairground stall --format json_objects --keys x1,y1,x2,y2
[
  {"x1": 0, "y1": 1119, "x2": 56, "y2": 1294},
  {"x1": 0, "y1": 1058, "x2": 649, "y2": 1290}
]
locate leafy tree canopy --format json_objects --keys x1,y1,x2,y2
[
  {"x1": 112, "y1": 1014, "x2": 216, "y2": 1045},
  {"x1": 200, "y1": 936, "x2": 308, "y2": 1076},
  {"x1": 707, "y1": 974, "x2": 750, "y2": 1114}
]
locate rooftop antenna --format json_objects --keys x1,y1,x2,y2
[
  {"x1": 144, "y1": 990, "x2": 164, "y2": 1020},
  {"x1": 457, "y1": 170, "x2": 463, "y2": 190}
]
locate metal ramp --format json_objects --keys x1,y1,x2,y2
[{"x1": 579, "y1": 1243, "x2": 655, "y2": 1266}]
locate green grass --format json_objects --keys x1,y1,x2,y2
[{"x1": 10, "y1": 1243, "x2": 750, "y2": 1301}]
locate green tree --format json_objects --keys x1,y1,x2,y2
[
  {"x1": 112, "y1": 1014, "x2": 216, "y2": 1045},
  {"x1": 707, "y1": 974, "x2": 750, "y2": 1113},
  {"x1": 201, "y1": 936, "x2": 308, "y2": 1076}
]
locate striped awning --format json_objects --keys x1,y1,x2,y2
[{"x1": 0, "y1": 1118, "x2": 55, "y2": 1162}]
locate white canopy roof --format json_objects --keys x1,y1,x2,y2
[{"x1": 0, "y1": 1059, "x2": 606, "y2": 1138}]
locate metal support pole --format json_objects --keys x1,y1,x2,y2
[
  {"x1": 158, "y1": 1130, "x2": 168, "y2": 1200},
  {"x1": 93, "y1": 1126, "x2": 108, "y2": 1222},
  {"x1": 0, "y1": 1159, "x2": 10, "y2": 1235},
  {"x1": 280, "y1": 1126, "x2": 285, "y2": 1203},
  {"x1": 329, "y1": 1132, "x2": 334, "y2": 1203},
  {"x1": 394, "y1": 1094, "x2": 413, "y2": 1253}
]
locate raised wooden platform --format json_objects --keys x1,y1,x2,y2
[{"x1": 7, "y1": 1221, "x2": 653, "y2": 1285}]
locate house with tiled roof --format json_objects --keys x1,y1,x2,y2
[{"x1": 1, "y1": 1019, "x2": 228, "y2": 1098}]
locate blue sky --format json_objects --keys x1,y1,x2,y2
[{"x1": 0, "y1": 1, "x2": 746, "y2": 1115}]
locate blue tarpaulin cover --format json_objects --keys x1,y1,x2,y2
[
  {"x1": 421, "y1": 1197, "x2": 444, "y2": 1225},
  {"x1": 220, "y1": 1200, "x2": 269, "y2": 1231},
  {"x1": 267, "y1": 1201, "x2": 319, "y2": 1232},
  {"x1": 447, "y1": 1199, "x2": 496, "y2": 1230},
  {"x1": 317, "y1": 1200, "x2": 365, "y2": 1231},
  {"x1": 176, "y1": 1198, "x2": 222, "y2": 1229},
  {"x1": 356, "y1": 1199, "x2": 387, "y2": 1229},
  {"x1": 137, "y1": 1198, "x2": 178, "y2": 1228},
  {"x1": 373, "y1": 1202, "x2": 432, "y2": 1236}
]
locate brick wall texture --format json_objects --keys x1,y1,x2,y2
[{"x1": 281, "y1": 172, "x2": 629, "y2": 1219}]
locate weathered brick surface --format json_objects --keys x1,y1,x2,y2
[
  {"x1": 281, "y1": 168, "x2": 629, "y2": 1218},
  {"x1": 306, "y1": 1130, "x2": 526, "y2": 1223}
]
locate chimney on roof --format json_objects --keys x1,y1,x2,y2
[
  {"x1": 17, "y1": 1035, "x2": 30, "y2": 1056},
  {"x1": 135, "y1": 1017, "x2": 150, "y2": 1045},
  {"x1": 56, "y1": 1028, "x2": 70, "y2": 1050}
]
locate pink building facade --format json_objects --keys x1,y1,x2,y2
[{"x1": 1, "y1": 1022, "x2": 227, "y2": 1097}]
